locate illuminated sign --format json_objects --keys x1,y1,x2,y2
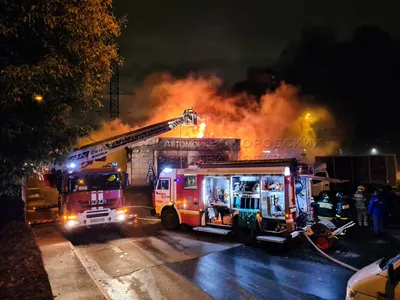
[{"x1": 162, "y1": 139, "x2": 240, "y2": 150}]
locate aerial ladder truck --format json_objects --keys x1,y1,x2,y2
[{"x1": 57, "y1": 108, "x2": 197, "y2": 232}]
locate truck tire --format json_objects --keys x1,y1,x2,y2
[{"x1": 161, "y1": 209, "x2": 179, "y2": 230}]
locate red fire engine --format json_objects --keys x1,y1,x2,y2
[
  {"x1": 59, "y1": 167, "x2": 128, "y2": 231},
  {"x1": 153, "y1": 159, "x2": 315, "y2": 243},
  {"x1": 56, "y1": 108, "x2": 197, "y2": 232}
]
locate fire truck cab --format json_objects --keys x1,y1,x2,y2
[
  {"x1": 58, "y1": 167, "x2": 128, "y2": 232},
  {"x1": 153, "y1": 159, "x2": 313, "y2": 244}
]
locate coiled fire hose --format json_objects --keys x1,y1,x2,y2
[{"x1": 303, "y1": 233, "x2": 359, "y2": 272}]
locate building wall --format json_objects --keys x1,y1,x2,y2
[
  {"x1": 127, "y1": 149, "x2": 153, "y2": 186},
  {"x1": 126, "y1": 138, "x2": 241, "y2": 186}
]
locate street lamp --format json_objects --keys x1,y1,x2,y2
[
  {"x1": 371, "y1": 148, "x2": 377, "y2": 155},
  {"x1": 33, "y1": 94, "x2": 43, "y2": 102},
  {"x1": 301, "y1": 113, "x2": 310, "y2": 130}
]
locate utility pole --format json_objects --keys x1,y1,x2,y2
[{"x1": 109, "y1": 59, "x2": 119, "y2": 121}]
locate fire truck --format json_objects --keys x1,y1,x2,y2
[
  {"x1": 57, "y1": 108, "x2": 197, "y2": 232},
  {"x1": 153, "y1": 159, "x2": 316, "y2": 244}
]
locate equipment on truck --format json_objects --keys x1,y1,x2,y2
[
  {"x1": 55, "y1": 109, "x2": 197, "y2": 232},
  {"x1": 152, "y1": 158, "x2": 350, "y2": 249},
  {"x1": 153, "y1": 159, "x2": 304, "y2": 243}
]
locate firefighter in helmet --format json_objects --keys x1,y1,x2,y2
[
  {"x1": 335, "y1": 192, "x2": 351, "y2": 225},
  {"x1": 107, "y1": 174, "x2": 117, "y2": 182},
  {"x1": 353, "y1": 185, "x2": 368, "y2": 227},
  {"x1": 316, "y1": 192, "x2": 335, "y2": 221},
  {"x1": 310, "y1": 197, "x2": 319, "y2": 221}
]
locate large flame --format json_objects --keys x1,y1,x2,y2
[
  {"x1": 197, "y1": 122, "x2": 206, "y2": 138},
  {"x1": 81, "y1": 74, "x2": 339, "y2": 164}
]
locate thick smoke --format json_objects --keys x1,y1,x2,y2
[{"x1": 82, "y1": 73, "x2": 339, "y2": 164}]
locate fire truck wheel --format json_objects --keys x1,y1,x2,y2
[{"x1": 161, "y1": 209, "x2": 179, "y2": 230}]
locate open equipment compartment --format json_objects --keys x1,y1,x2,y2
[
  {"x1": 204, "y1": 175, "x2": 232, "y2": 226},
  {"x1": 260, "y1": 174, "x2": 286, "y2": 233},
  {"x1": 232, "y1": 175, "x2": 261, "y2": 210}
]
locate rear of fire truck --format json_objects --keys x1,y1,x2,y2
[{"x1": 59, "y1": 167, "x2": 128, "y2": 232}]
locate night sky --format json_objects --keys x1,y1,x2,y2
[{"x1": 114, "y1": 0, "x2": 400, "y2": 86}]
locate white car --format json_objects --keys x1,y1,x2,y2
[{"x1": 346, "y1": 252, "x2": 400, "y2": 299}]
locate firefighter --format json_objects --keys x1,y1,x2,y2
[
  {"x1": 107, "y1": 174, "x2": 117, "y2": 182},
  {"x1": 310, "y1": 197, "x2": 319, "y2": 221},
  {"x1": 316, "y1": 193, "x2": 335, "y2": 221},
  {"x1": 353, "y1": 185, "x2": 368, "y2": 227},
  {"x1": 335, "y1": 192, "x2": 351, "y2": 225}
]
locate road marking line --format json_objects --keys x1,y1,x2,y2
[
  {"x1": 67, "y1": 242, "x2": 112, "y2": 300},
  {"x1": 68, "y1": 242, "x2": 139, "y2": 300}
]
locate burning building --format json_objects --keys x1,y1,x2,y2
[
  {"x1": 78, "y1": 75, "x2": 339, "y2": 184},
  {"x1": 126, "y1": 137, "x2": 241, "y2": 186}
]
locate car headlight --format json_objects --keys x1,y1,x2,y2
[{"x1": 346, "y1": 287, "x2": 357, "y2": 299}]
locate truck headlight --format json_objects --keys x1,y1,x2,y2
[
  {"x1": 346, "y1": 287, "x2": 357, "y2": 299},
  {"x1": 66, "y1": 220, "x2": 78, "y2": 227},
  {"x1": 117, "y1": 209, "x2": 127, "y2": 222}
]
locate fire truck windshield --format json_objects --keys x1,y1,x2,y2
[{"x1": 69, "y1": 173, "x2": 121, "y2": 192}]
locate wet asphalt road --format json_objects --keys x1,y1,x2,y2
[
  {"x1": 167, "y1": 241, "x2": 353, "y2": 300},
  {"x1": 34, "y1": 220, "x2": 357, "y2": 300},
  {"x1": 30, "y1": 187, "x2": 400, "y2": 300}
]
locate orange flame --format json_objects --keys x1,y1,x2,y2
[
  {"x1": 83, "y1": 74, "x2": 339, "y2": 164},
  {"x1": 197, "y1": 122, "x2": 206, "y2": 138}
]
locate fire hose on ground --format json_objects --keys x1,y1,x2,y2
[
  {"x1": 123, "y1": 205, "x2": 160, "y2": 223},
  {"x1": 302, "y1": 221, "x2": 360, "y2": 273}
]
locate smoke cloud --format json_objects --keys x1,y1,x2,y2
[{"x1": 81, "y1": 73, "x2": 339, "y2": 164}]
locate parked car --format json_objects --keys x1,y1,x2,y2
[{"x1": 346, "y1": 251, "x2": 400, "y2": 299}]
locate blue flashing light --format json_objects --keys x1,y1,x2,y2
[
  {"x1": 112, "y1": 162, "x2": 118, "y2": 167},
  {"x1": 174, "y1": 178, "x2": 180, "y2": 182},
  {"x1": 69, "y1": 163, "x2": 76, "y2": 169},
  {"x1": 163, "y1": 168, "x2": 172, "y2": 173}
]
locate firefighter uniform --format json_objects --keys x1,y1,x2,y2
[
  {"x1": 316, "y1": 193, "x2": 335, "y2": 221},
  {"x1": 310, "y1": 197, "x2": 318, "y2": 221},
  {"x1": 335, "y1": 192, "x2": 351, "y2": 222},
  {"x1": 353, "y1": 185, "x2": 368, "y2": 227}
]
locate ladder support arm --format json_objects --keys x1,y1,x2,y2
[{"x1": 66, "y1": 108, "x2": 197, "y2": 166}]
